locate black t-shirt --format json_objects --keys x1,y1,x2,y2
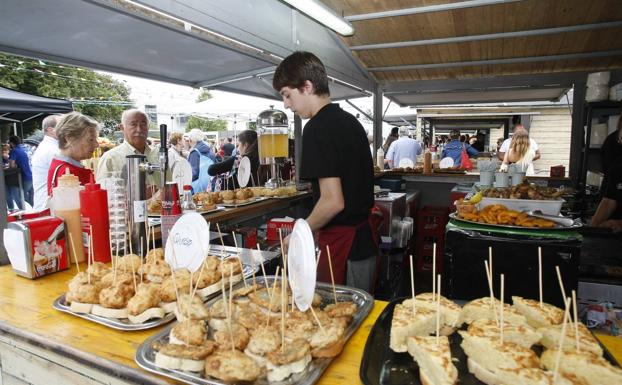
[
  {"x1": 604, "y1": 164, "x2": 622, "y2": 220},
  {"x1": 601, "y1": 130, "x2": 622, "y2": 177},
  {"x1": 223, "y1": 143, "x2": 235, "y2": 157},
  {"x1": 300, "y1": 103, "x2": 375, "y2": 261}
]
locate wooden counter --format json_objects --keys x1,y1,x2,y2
[{"x1": 0, "y1": 265, "x2": 618, "y2": 384}]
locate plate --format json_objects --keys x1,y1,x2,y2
[
  {"x1": 135, "y1": 276, "x2": 374, "y2": 385},
  {"x1": 287, "y1": 219, "x2": 316, "y2": 311},
  {"x1": 449, "y1": 212, "x2": 583, "y2": 230},
  {"x1": 171, "y1": 159, "x2": 192, "y2": 192},
  {"x1": 439, "y1": 157, "x2": 454, "y2": 169},
  {"x1": 165, "y1": 213, "x2": 210, "y2": 272},
  {"x1": 237, "y1": 156, "x2": 251, "y2": 188},
  {"x1": 359, "y1": 297, "x2": 619, "y2": 385},
  {"x1": 398, "y1": 158, "x2": 414, "y2": 168}
]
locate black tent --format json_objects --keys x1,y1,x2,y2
[{"x1": 0, "y1": 86, "x2": 73, "y2": 137}]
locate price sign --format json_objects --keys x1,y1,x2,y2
[{"x1": 165, "y1": 213, "x2": 210, "y2": 272}]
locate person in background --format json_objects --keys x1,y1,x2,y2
[
  {"x1": 441, "y1": 129, "x2": 478, "y2": 168},
  {"x1": 3, "y1": 143, "x2": 22, "y2": 211},
  {"x1": 590, "y1": 163, "x2": 622, "y2": 232},
  {"x1": 499, "y1": 127, "x2": 537, "y2": 176},
  {"x1": 273, "y1": 51, "x2": 376, "y2": 292},
  {"x1": 208, "y1": 130, "x2": 261, "y2": 189},
  {"x1": 367, "y1": 133, "x2": 374, "y2": 157},
  {"x1": 96, "y1": 109, "x2": 161, "y2": 192},
  {"x1": 382, "y1": 126, "x2": 399, "y2": 153},
  {"x1": 496, "y1": 137, "x2": 505, "y2": 152},
  {"x1": 222, "y1": 137, "x2": 235, "y2": 157},
  {"x1": 497, "y1": 124, "x2": 540, "y2": 162},
  {"x1": 187, "y1": 128, "x2": 217, "y2": 184},
  {"x1": 600, "y1": 116, "x2": 622, "y2": 193},
  {"x1": 168, "y1": 132, "x2": 185, "y2": 166},
  {"x1": 8, "y1": 135, "x2": 33, "y2": 208},
  {"x1": 385, "y1": 126, "x2": 423, "y2": 168},
  {"x1": 47, "y1": 112, "x2": 100, "y2": 193},
  {"x1": 32, "y1": 114, "x2": 61, "y2": 210},
  {"x1": 471, "y1": 132, "x2": 486, "y2": 152}
]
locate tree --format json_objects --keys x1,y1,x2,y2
[
  {"x1": 186, "y1": 116, "x2": 227, "y2": 132},
  {"x1": 0, "y1": 53, "x2": 133, "y2": 137},
  {"x1": 195, "y1": 89, "x2": 212, "y2": 103}
]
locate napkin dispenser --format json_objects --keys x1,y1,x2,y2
[{"x1": 3, "y1": 215, "x2": 69, "y2": 279}]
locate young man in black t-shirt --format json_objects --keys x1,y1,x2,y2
[
  {"x1": 591, "y1": 163, "x2": 622, "y2": 232},
  {"x1": 273, "y1": 51, "x2": 376, "y2": 292}
]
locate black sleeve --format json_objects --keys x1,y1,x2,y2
[
  {"x1": 604, "y1": 165, "x2": 622, "y2": 200},
  {"x1": 207, "y1": 156, "x2": 235, "y2": 176},
  {"x1": 300, "y1": 125, "x2": 340, "y2": 179}
]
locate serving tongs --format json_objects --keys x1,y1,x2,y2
[{"x1": 525, "y1": 210, "x2": 575, "y2": 227}]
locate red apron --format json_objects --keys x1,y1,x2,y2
[{"x1": 317, "y1": 216, "x2": 378, "y2": 285}]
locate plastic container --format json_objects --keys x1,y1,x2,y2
[
  {"x1": 181, "y1": 185, "x2": 196, "y2": 213},
  {"x1": 586, "y1": 85, "x2": 609, "y2": 102},
  {"x1": 376, "y1": 147, "x2": 384, "y2": 170},
  {"x1": 80, "y1": 174, "x2": 111, "y2": 263},
  {"x1": 587, "y1": 71, "x2": 610, "y2": 87},
  {"x1": 100, "y1": 171, "x2": 127, "y2": 256},
  {"x1": 479, "y1": 170, "x2": 494, "y2": 186},
  {"x1": 609, "y1": 83, "x2": 622, "y2": 101},
  {"x1": 494, "y1": 172, "x2": 510, "y2": 188},
  {"x1": 479, "y1": 197, "x2": 564, "y2": 216},
  {"x1": 51, "y1": 170, "x2": 85, "y2": 263}
]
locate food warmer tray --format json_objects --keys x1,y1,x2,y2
[
  {"x1": 53, "y1": 264, "x2": 258, "y2": 331},
  {"x1": 449, "y1": 212, "x2": 583, "y2": 231},
  {"x1": 359, "y1": 297, "x2": 619, "y2": 385},
  {"x1": 148, "y1": 206, "x2": 223, "y2": 218},
  {"x1": 135, "y1": 276, "x2": 374, "y2": 385},
  {"x1": 218, "y1": 196, "x2": 269, "y2": 208}
]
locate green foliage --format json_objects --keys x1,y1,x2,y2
[
  {"x1": 247, "y1": 121, "x2": 257, "y2": 130},
  {"x1": 0, "y1": 53, "x2": 133, "y2": 137},
  {"x1": 195, "y1": 89, "x2": 212, "y2": 103},
  {"x1": 186, "y1": 116, "x2": 227, "y2": 132}
]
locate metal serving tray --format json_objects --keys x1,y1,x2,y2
[
  {"x1": 449, "y1": 212, "x2": 583, "y2": 231},
  {"x1": 219, "y1": 196, "x2": 269, "y2": 208},
  {"x1": 53, "y1": 264, "x2": 258, "y2": 331},
  {"x1": 148, "y1": 206, "x2": 223, "y2": 218},
  {"x1": 135, "y1": 276, "x2": 374, "y2": 385}
]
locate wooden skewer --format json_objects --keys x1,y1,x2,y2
[
  {"x1": 500, "y1": 274, "x2": 505, "y2": 345},
  {"x1": 140, "y1": 236, "x2": 144, "y2": 284},
  {"x1": 87, "y1": 234, "x2": 91, "y2": 285},
  {"x1": 89, "y1": 225, "x2": 94, "y2": 266},
  {"x1": 552, "y1": 297, "x2": 571, "y2": 385},
  {"x1": 190, "y1": 255, "x2": 208, "y2": 300},
  {"x1": 220, "y1": 270, "x2": 235, "y2": 352},
  {"x1": 572, "y1": 290, "x2": 580, "y2": 353},
  {"x1": 309, "y1": 305, "x2": 326, "y2": 335},
  {"x1": 113, "y1": 239, "x2": 118, "y2": 286},
  {"x1": 432, "y1": 243, "x2": 436, "y2": 300},
  {"x1": 266, "y1": 267, "x2": 280, "y2": 327},
  {"x1": 129, "y1": 242, "x2": 137, "y2": 293},
  {"x1": 256, "y1": 245, "x2": 269, "y2": 289},
  {"x1": 216, "y1": 223, "x2": 226, "y2": 249},
  {"x1": 108, "y1": 232, "x2": 113, "y2": 269},
  {"x1": 151, "y1": 226, "x2": 156, "y2": 252},
  {"x1": 326, "y1": 245, "x2": 338, "y2": 304},
  {"x1": 537, "y1": 247, "x2": 543, "y2": 308},
  {"x1": 555, "y1": 265, "x2": 567, "y2": 303},
  {"x1": 68, "y1": 233, "x2": 81, "y2": 274},
  {"x1": 279, "y1": 228, "x2": 288, "y2": 308},
  {"x1": 281, "y1": 267, "x2": 285, "y2": 352},
  {"x1": 409, "y1": 254, "x2": 416, "y2": 316},
  {"x1": 170, "y1": 248, "x2": 181, "y2": 312},
  {"x1": 316, "y1": 249, "x2": 322, "y2": 268},
  {"x1": 484, "y1": 260, "x2": 499, "y2": 326},
  {"x1": 228, "y1": 266, "x2": 234, "y2": 323},
  {"x1": 436, "y1": 274, "x2": 441, "y2": 346}
]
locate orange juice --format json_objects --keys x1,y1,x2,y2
[{"x1": 258, "y1": 133, "x2": 289, "y2": 158}]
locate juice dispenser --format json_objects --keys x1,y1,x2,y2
[{"x1": 257, "y1": 107, "x2": 289, "y2": 188}]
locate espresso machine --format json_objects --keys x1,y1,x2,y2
[
  {"x1": 125, "y1": 124, "x2": 169, "y2": 256},
  {"x1": 257, "y1": 107, "x2": 289, "y2": 188}
]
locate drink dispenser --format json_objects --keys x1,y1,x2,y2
[{"x1": 257, "y1": 107, "x2": 289, "y2": 188}]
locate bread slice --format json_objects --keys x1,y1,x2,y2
[
  {"x1": 222, "y1": 272, "x2": 243, "y2": 286},
  {"x1": 459, "y1": 297, "x2": 527, "y2": 326},
  {"x1": 152, "y1": 341, "x2": 215, "y2": 373},
  {"x1": 459, "y1": 330, "x2": 541, "y2": 373},
  {"x1": 90, "y1": 305, "x2": 128, "y2": 319},
  {"x1": 128, "y1": 307, "x2": 165, "y2": 324},
  {"x1": 512, "y1": 296, "x2": 564, "y2": 328},
  {"x1": 541, "y1": 349, "x2": 622, "y2": 385},
  {"x1": 467, "y1": 318, "x2": 542, "y2": 348},
  {"x1": 390, "y1": 301, "x2": 438, "y2": 353},
  {"x1": 155, "y1": 351, "x2": 205, "y2": 372},
  {"x1": 159, "y1": 301, "x2": 177, "y2": 313},
  {"x1": 407, "y1": 336, "x2": 457, "y2": 385},
  {"x1": 537, "y1": 322, "x2": 603, "y2": 356},
  {"x1": 266, "y1": 353, "x2": 312, "y2": 382},
  {"x1": 69, "y1": 302, "x2": 93, "y2": 314},
  {"x1": 196, "y1": 282, "x2": 221, "y2": 299},
  {"x1": 467, "y1": 358, "x2": 577, "y2": 385},
  {"x1": 406, "y1": 293, "x2": 462, "y2": 333}
]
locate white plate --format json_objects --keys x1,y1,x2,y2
[
  {"x1": 237, "y1": 156, "x2": 251, "y2": 188},
  {"x1": 439, "y1": 157, "x2": 454, "y2": 169},
  {"x1": 164, "y1": 213, "x2": 210, "y2": 273},
  {"x1": 287, "y1": 219, "x2": 316, "y2": 311},
  {"x1": 171, "y1": 159, "x2": 192, "y2": 192},
  {"x1": 398, "y1": 158, "x2": 414, "y2": 168}
]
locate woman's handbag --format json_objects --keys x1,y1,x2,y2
[{"x1": 460, "y1": 144, "x2": 473, "y2": 170}]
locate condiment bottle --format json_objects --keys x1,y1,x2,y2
[
  {"x1": 80, "y1": 174, "x2": 111, "y2": 263},
  {"x1": 161, "y1": 182, "x2": 182, "y2": 248},
  {"x1": 376, "y1": 147, "x2": 384, "y2": 169},
  {"x1": 423, "y1": 150, "x2": 432, "y2": 174},
  {"x1": 181, "y1": 185, "x2": 196, "y2": 213},
  {"x1": 51, "y1": 169, "x2": 85, "y2": 262}
]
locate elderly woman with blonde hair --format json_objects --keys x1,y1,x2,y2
[
  {"x1": 47, "y1": 112, "x2": 100, "y2": 194},
  {"x1": 500, "y1": 127, "x2": 537, "y2": 176}
]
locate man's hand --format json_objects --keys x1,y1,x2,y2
[{"x1": 599, "y1": 219, "x2": 622, "y2": 233}]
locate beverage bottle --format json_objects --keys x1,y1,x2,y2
[
  {"x1": 376, "y1": 147, "x2": 384, "y2": 169},
  {"x1": 424, "y1": 150, "x2": 432, "y2": 174},
  {"x1": 181, "y1": 185, "x2": 196, "y2": 212},
  {"x1": 51, "y1": 169, "x2": 85, "y2": 262},
  {"x1": 161, "y1": 182, "x2": 181, "y2": 248},
  {"x1": 80, "y1": 174, "x2": 111, "y2": 263}
]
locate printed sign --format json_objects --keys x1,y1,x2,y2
[{"x1": 164, "y1": 213, "x2": 210, "y2": 272}]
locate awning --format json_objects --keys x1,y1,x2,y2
[{"x1": 0, "y1": 86, "x2": 73, "y2": 123}]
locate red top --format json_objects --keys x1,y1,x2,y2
[{"x1": 47, "y1": 158, "x2": 94, "y2": 195}]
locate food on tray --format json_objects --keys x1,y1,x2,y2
[
  {"x1": 458, "y1": 297, "x2": 528, "y2": 326},
  {"x1": 265, "y1": 338, "x2": 312, "y2": 382},
  {"x1": 214, "y1": 323, "x2": 250, "y2": 350},
  {"x1": 245, "y1": 325, "x2": 281, "y2": 365},
  {"x1": 169, "y1": 319, "x2": 208, "y2": 346},
  {"x1": 537, "y1": 321, "x2": 603, "y2": 356},
  {"x1": 512, "y1": 296, "x2": 564, "y2": 328},
  {"x1": 174, "y1": 293, "x2": 209, "y2": 322},
  {"x1": 221, "y1": 190, "x2": 235, "y2": 203},
  {"x1": 153, "y1": 340, "x2": 216, "y2": 372},
  {"x1": 481, "y1": 180, "x2": 564, "y2": 200},
  {"x1": 407, "y1": 336, "x2": 458, "y2": 385},
  {"x1": 91, "y1": 282, "x2": 135, "y2": 319},
  {"x1": 457, "y1": 204, "x2": 555, "y2": 228},
  {"x1": 127, "y1": 284, "x2": 164, "y2": 324},
  {"x1": 408, "y1": 293, "x2": 463, "y2": 334},
  {"x1": 540, "y1": 348, "x2": 622, "y2": 385},
  {"x1": 147, "y1": 198, "x2": 162, "y2": 214},
  {"x1": 204, "y1": 349, "x2": 261, "y2": 382},
  {"x1": 390, "y1": 299, "x2": 438, "y2": 353},
  {"x1": 467, "y1": 319, "x2": 542, "y2": 348},
  {"x1": 309, "y1": 321, "x2": 346, "y2": 358}
]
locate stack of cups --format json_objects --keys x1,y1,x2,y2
[
  {"x1": 585, "y1": 71, "x2": 610, "y2": 102},
  {"x1": 101, "y1": 171, "x2": 128, "y2": 256}
]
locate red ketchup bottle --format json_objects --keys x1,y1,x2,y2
[{"x1": 80, "y1": 174, "x2": 111, "y2": 263}]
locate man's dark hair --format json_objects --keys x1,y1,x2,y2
[
  {"x1": 273, "y1": 51, "x2": 330, "y2": 96},
  {"x1": 8, "y1": 135, "x2": 21, "y2": 146},
  {"x1": 227, "y1": 137, "x2": 233, "y2": 143},
  {"x1": 390, "y1": 127, "x2": 399, "y2": 136},
  {"x1": 449, "y1": 129, "x2": 460, "y2": 139}
]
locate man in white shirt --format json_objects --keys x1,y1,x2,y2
[
  {"x1": 31, "y1": 114, "x2": 61, "y2": 209},
  {"x1": 385, "y1": 126, "x2": 423, "y2": 168},
  {"x1": 497, "y1": 124, "x2": 541, "y2": 161}
]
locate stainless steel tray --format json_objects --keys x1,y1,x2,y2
[
  {"x1": 53, "y1": 264, "x2": 258, "y2": 331},
  {"x1": 219, "y1": 196, "x2": 269, "y2": 208},
  {"x1": 148, "y1": 206, "x2": 223, "y2": 218},
  {"x1": 135, "y1": 276, "x2": 374, "y2": 384},
  {"x1": 449, "y1": 212, "x2": 583, "y2": 230}
]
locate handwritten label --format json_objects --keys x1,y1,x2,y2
[
  {"x1": 133, "y1": 200, "x2": 147, "y2": 223},
  {"x1": 164, "y1": 212, "x2": 209, "y2": 272}
]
